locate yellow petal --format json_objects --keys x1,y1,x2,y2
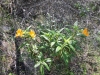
[
  {"x1": 15, "y1": 29, "x2": 23, "y2": 38},
  {"x1": 82, "y1": 28, "x2": 89, "y2": 36},
  {"x1": 29, "y1": 30, "x2": 36, "y2": 38}
]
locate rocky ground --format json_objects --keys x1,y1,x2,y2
[{"x1": 0, "y1": 0, "x2": 100, "y2": 75}]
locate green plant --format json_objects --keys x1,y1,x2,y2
[
  {"x1": 34, "y1": 21, "x2": 86, "y2": 74},
  {"x1": 39, "y1": 22, "x2": 78, "y2": 61},
  {"x1": 15, "y1": 21, "x2": 89, "y2": 75}
]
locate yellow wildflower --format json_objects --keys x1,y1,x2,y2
[
  {"x1": 29, "y1": 30, "x2": 36, "y2": 38},
  {"x1": 82, "y1": 28, "x2": 89, "y2": 36},
  {"x1": 15, "y1": 29, "x2": 23, "y2": 38}
]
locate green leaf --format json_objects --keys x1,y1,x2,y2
[
  {"x1": 42, "y1": 62, "x2": 50, "y2": 71},
  {"x1": 69, "y1": 44, "x2": 75, "y2": 52},
  {"x1": 56, "y1": 46, "x2": 61, "y2": 52},
  {"x1": 65, "y1": 28, "x2": 72, "y2": 36},
  {"x1": 9, "y1": 73, "x2": 12, "y2": 75},
  {"x1": 40, "y1": 65, "x2": 44, "y2": 75},
  {"x1": 62, "y1": 51, "x2": 69, "y2": 65},
  {"x1": 38, "y1": 52, "x2": 43, "y2": 59},
  {"x1": 58, "y1": 28, "x2": 65, "y2": 33},
  {"x1": 74, "y1": 21, "x2": 78, "y2": 26},
  {"x1": 51, "y1": 42, "x2": 55, "y2": 47},
  {"x1": 96, "y1": 36, "x2": 100, "y2": 42},
  {"x1": 45, "y1": 58, "x2": 52, "y2": 62},
  {"x1": 34, "y1": 62, "x2": 41, "y2": 68},
  {"x1": 65, "y1": 28, "x2": 71, "y2": 33},
  {"x1": 26, "y1": 26, "x2": 31, "y2": 31},
  {"x1": 73, "y1": 21, "x2": 79, "y2": 30},
  {"x1": 41, "y1": 35, "x2": 49, "y2": 42},
  {"x1": 9, "y1": 73, "x2": 14, "y2": 75}
]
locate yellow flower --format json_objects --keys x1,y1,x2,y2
[
  {"x1": 15, "y1": 29, "x2": 23, "y2": 38},
  {"x1": 82, "y1": 28, "x2": 89, "y2": 36},
  {"x1": 29, "y1": 30, "x2": 36, "y2": 38}
]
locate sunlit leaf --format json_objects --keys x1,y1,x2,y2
[
  {"x1": 74, "y1": 21, "x2": 78, "y2": 26},
  {"x1": 26, "y1": 26, "x2": 31, "y2": 31},
  {"x1": 34, "y1": 62, "x2": 41, "y2": 68},
  {"x1": 69, "y1": 44, "x2": 75, "y2": 52},
  {"x1": 58, "y1": 28, "x2": 65, "y2": 33},
  {"x1": 51, "y1": 42, "x2": 55, "y2": 47},
  {"x1": 45, "y1": 58, "x2": 52, "y2": 62},
  {"x1": 41, "y1": 35, "x2": 49, "y2": 42},
  {"x1": 9, "y1": 73, "x2": 13, "y2": 75},
  {"x1": 73, "y1": 21, "x2": 79, "y2": 30},
  {"x1": 40, "y1": 65, "x2": 44, "y2": 75},
  {"x1": 42, "y1": 62, "x2": 50, "y2": 71},
  {"x1": 56, "y1": 46, "x2": 61, "y2": 52},
  {"x1": 62, "y1": 51, "x2": 69, "y2": 65}
]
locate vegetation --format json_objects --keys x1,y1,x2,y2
[
  {"x1": 15, "y1": 21, "x2": 89, "y2": 75},
  {"x1": 0, "y1": 0, "x2": 100, "y2": 75}
]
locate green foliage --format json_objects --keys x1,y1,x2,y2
[
  {"x1": 36, "y1": 21, "x2": 82, "y2": 74},
  {"x1": 18, "y1": 21, "x2": 86, "y2": 75}
]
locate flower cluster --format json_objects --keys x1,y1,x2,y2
[{"x1": 15, "y1": 29, "x2": 36, "y2": 38}]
